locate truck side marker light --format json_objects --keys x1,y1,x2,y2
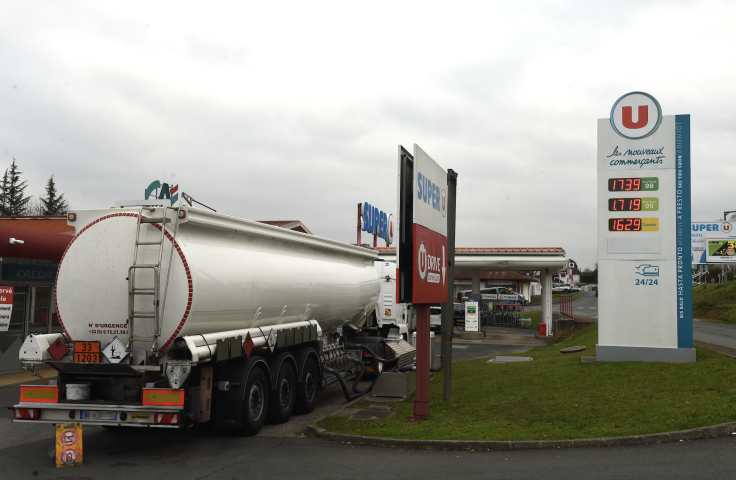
[
  {"x1": 14, "y1": 408, "x2": 40, "y2": 419},
  {"x1": 142, "y1": 389, "x2": 185, "y2": 407},
  {"x1": 20, "y1": 386, "x2": 59, "y2": 403}
]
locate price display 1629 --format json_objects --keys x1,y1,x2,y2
[{"x1": 608, "y1": 217, "x2": 660, "y2": 232}]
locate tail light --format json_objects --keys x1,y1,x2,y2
[
  {"x1": 153, "y1": 413, "x2": 181, "y2": 425},
  {"x1": 20, "y1": 386, "x2": 58, "y2": 403},
  {"x1": 14, "y1": 408, "x2": 40, "y2": 419},
  {"x1": 142, "y1": 389, "x2": 185, "y2": 407}
]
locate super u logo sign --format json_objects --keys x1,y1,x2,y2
[
  {"x1": 417, "y1": 172, "x2": 447, "y2": 218},
  {"x1": 610, "y1": 92, "x2": 662, "y2": 140},
  {"x1": 361, "y1": 202, "x2": 393, "y2": 244}
]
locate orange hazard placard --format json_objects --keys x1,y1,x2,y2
[{"x1": 55, "y1": 423, "x2": 83, "y2": 467}]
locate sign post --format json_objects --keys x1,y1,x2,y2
[
  {"x1": 597, "y1": 92, "x2": 694, "y2": 362},
  {"x1": 397, "y1": 144, "x2": 448, "y2": 419},
  {"x1": 55, "y1": 423, "x2": 83, "y2": 468}
]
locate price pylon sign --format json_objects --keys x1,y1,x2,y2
[{"x1": 55, "y1": 423, "x2": 83, "y2": 468}]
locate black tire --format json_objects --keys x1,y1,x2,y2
[
  {"x1": 295, "y1": 358, "x2": 319, "y2": 415},
  {"x1": 239, "y1": 367, "x2": 268, "y2": 436},
  {"x1": 268, "y1": 362, "x2": 296, "y2": 424}
]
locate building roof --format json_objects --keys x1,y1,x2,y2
[
  {"x1": 0, "y1": 216, "x2": 74, "y2": 235},
  {"x1": 257, "y1": 220, "x2": 313, "y2": 235},
  {"x1": 454, "y1": 270, "x2": 536, "y2": 282}
]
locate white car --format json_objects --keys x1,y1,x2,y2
[{"x1": 430, "y1": 306, "x2": 442, "y2": 332}]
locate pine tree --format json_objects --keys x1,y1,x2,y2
[
  {"x1": 4, "y1": 159, "x2": 30, "y2": 216},
  {"x1": 0, "y1": 169, "x2": 9, "y2": 216},
  {"x1": 40, "y1": 174, "x2": 69, "y2": 215}
]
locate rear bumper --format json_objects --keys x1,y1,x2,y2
[{"x1": 12, "y1": 401, "x2": 184, "y2": 428}]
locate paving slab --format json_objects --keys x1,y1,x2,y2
[{"x1": 489, "y1": 356, "x2": 532, "y2": 363}]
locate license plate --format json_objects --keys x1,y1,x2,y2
[
  {"x1": 130, "y1": 414, "x2": 151, "y2": 421},
  {"x1": 80, "y1": 410, "x2": 117, "y2": 421},
  {"x1": 73, "y1": 341, "x2": 101, "y2": 363}
]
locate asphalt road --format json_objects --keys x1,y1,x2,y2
[
  {"x1": 7, "y1": 306, "x2": 736, "y2": 479},
  {"x1": 528, "y1": 291, "x2": 736, "y2": 349},
  {"x1": 2, "y1": 421, "x2": 736, "y2": 479},
  {"x1": 526, "y1": 291, "x2": 599, "y2": 317}
]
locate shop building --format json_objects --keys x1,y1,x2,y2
[{"x1": 0, "y1": 216, "x2": 73, "y2": 373}]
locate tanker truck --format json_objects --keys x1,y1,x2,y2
[{"x1": 13, "y1": 202, "x2": 416, "y2": 435}]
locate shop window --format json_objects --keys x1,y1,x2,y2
[{"x1": 29, "y1": 287, "x2": 50, "y2": 335}]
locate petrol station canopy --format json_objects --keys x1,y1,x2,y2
[{"x1": 370, "y1": 247, "x2": 566, "y2": 271}]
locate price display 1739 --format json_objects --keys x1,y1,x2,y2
[{"x1": 607, "y1": 177, "x2": 659, "y2": 192}]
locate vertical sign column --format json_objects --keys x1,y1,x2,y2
[
  {"x1": 596, "y1": 92, "x2": 694, "y2": 362},
  {"x1": 397, "y1": 144, "x2": 448, "y2": 419}
]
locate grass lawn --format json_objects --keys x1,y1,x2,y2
[
  {"x1": 317, "y1": 324, "x2": 736, "y2": 441},
  {"x1": 693, "y1": 280, "x2": 736, "y2": 325}
]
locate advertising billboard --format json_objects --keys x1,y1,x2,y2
[
  {"x1": 411, "y1": 145, "x2": 448, "y2": 304},
  {"x1": 396, "y1": 145, "x2": 448, "y2": 304},
  {"x1": 706, "y1": 238, "x2": 736, "y2": 263},
  {"x1": 692, "y1": 221, "x2": 735, "y2": 264}
]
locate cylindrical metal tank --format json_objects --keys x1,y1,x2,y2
[{"x1": 55, "y1": 206, "x2": 380, "y2": 358}]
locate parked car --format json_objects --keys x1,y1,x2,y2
[{"x1": 430, "y1": 306, "x2": 442, "y2": 332}]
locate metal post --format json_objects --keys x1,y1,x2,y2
[
  {"x1": 541, "y1": 268, "x2": 552, "y2": 335},
  {"x1": 413, "y1": 304, "x2": 430, "y2": 419},
  {"x1": 357, "y1": 204, "x2": 361, "y2": 246},
  {"x1": 443, "y1": 169, "x2": 458, "y2": 401},
  {"x1": 472, "y1": 270, "x2": 481, "y2": 295}
]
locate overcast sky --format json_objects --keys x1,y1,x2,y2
[{"x1": 2, "y1": 0, "x2": 735, "y2": 270}]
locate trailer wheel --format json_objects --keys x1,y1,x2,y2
[
  {"x1": 295, "y1": 357, "x2": 319, "y2": 414},
  {"x1": 239, "y1": 367, "x2": 269, "y2": 436},
  {"x1": 268, "y1": 362, "x2": 296, "y2": 424}
]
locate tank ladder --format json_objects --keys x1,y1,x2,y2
[{"x1": 126, "y1": 206, "x2": 178, "y2": 356}]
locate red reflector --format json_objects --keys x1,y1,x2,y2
[
  {"x1": 68, "y1": 212, "x2": 76, "y2": 221},
  {"x1": 153, "y1": 413, "x2": 181, "y2": 424},
  {"x1": 178, "y1": 210, "x2": 186, "y2": 219},
  {"x1": 14, "y1": 408, "x2": 40, "y2": 419},
  {"x1": 20, "y1": 386, "x2": 59, "y2": 403}
]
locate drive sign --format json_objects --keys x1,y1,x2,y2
[{"x1": 412, "y1": 145, "x2": 448, "y2": 303}]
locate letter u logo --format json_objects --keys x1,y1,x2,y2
[{"x1": 622, "y1": 105, "x2": 648, "y2": 129}]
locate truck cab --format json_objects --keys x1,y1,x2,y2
[{"x1": 373, "y1": 261, "x2": 413, "y2": 340}]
